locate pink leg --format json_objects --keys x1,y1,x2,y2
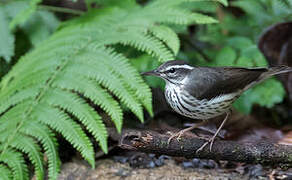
[{"x1": 196, "y1": 110, "x2": 231, "y2": 153}]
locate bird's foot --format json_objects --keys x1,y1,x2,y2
[
  {"x1": 167, "y1": 121, "x2": 209, "y2": 145},
  {"x1": 167, "y1": 130, "x2": 186, "y2": 144},
  {"x1": 196, "y1": 136, "x2": 216, "y2": 153}
]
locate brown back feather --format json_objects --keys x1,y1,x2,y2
[{"x1": 184, "y1": 67, "x2": 268, "y2": 100}]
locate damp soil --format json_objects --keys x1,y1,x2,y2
[
  {"x1": 58, "y1": 159, "x2": 247, "y2": 180},
  {"x1": 57, "y1": 151, "x2": 292, "y2": 180}
]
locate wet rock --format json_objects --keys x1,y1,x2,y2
[
  {"x1": 246, "y1": 164, "x2": 265, "y2": 179},
  {"x1": 186, "y1": 158, "x2": 218, "y2": 169},
  {"x1": 113, "y1": 156, "x2": 128, "y2": 164},
  {"x1": 204, "y1": 160, "x2": 218, "y2": 169},
  {"x1": 113, "y1": 152, "x2": 172, "y2": 169},
  {"x1": 192, "y1": 158, "x2": 200, "y2": 167},
  {"x1": 129, "y1": 152, "x2": 156, "y2": 168},
  {"x1": 182, "y1": 161, "x2": 194, "y2": 168},
  {"x1": 154, "y1": 155, "x2": 170, "y2": 167}
]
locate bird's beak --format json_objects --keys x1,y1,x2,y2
[{"x1": 141, "y1": 70, "x2": 159, "y2": 76}]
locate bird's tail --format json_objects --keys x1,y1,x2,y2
[
  {"x1": 261, "y1": 66, "x2": 292, "y2": 79},
  {"x1": 255, "y1": 65, "x2": 292, "y2": 84},
  {"x1": 268, "y1": 65, "x2": 292, "y2": 76},
  {"x1": 244, "y1": 65, "x2": 292, "y2": 91}
]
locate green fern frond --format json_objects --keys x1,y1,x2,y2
[
  {"x1": 0, "y1": 86, "x2": 39, "y2": 114},
  {"x1": 0, "y1": 0, "x2": 221, "y2": 179},
  {"x1": 210, "y1": 0, "x2": 228, "y2": 6},
  {"x1": 0, "y1": 147, "x2": 29, "y2": 180},
  {"x1": 66, "y1": 59, "x2": 145, "y2": 122},
  {"x1": 1, "y1": 134, "x2": 44, "y2": 180},
  {"x1": 9, "y1": 0, "x2": 42, "y2": 30},
  {"x1": 142, "y1": 7, "x2": 214, "y2": 25},
  {"x1": 100, "y1": 30, "x2": 175, "y2": 61},
  {"x1": 87, "y1": 46, "x2": 153, "y2": 116},
  {"x1": 20, "y1": 122, "x2": 60, "y2": 180},
  {"x1": 32, "y1": 103, "x2": 95, "y2": 167},
  {"x1": 0, "y1": 101, "x2": 28, "y2": 133},
  {"x1": 43, "y1": 88, "x2": 108, "y2": 153},
  {"x1": 0, "y1": 164, "x2": 12, "y2": 180},
  {"x1": 52, "y1": 74, "x2": 123, "y2": 132},
  {"x1": 149, "y1": 25, "x2": 180, "y2": 55},
  {"x1": 143, "y1": 0, "x2": 219, "y2": 24},
  {"x1": 191, "y1": 12, "x2": 218, "y2": 24},
  {"x1": 146, "y1": 0, "x2": 228, "y2": 7}
]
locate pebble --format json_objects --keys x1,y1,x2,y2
[
  {"x1": 115, "y1": 168, "x2": 131, "y2": 177},
  {"x1": 191, "y1": 158, "x2": 218, "y2": 169},
  {"x1": 155, "y1": 155, "x2": 171, "y2": 167},
  {"x1": 113, "y1": 153, "x2": 219, "y2": 170},
  {"x1": 182, "y1": 161, "x2": 194, "y2": 168},
  {"x1": 246, "y1": 164, "x2": 265, "y2": 178},
  {"x1": 113, "y1": 156, "x2": 128, "y2": 164}
]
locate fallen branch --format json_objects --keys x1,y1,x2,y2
[{"x1": 118, "y1": 129, "x2": 292, "y2": 166}]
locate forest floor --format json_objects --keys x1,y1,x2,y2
[
  {"x1": 57, "y1": 89, "x2": 292, "y2": 180},
  {"x1": 57, "y1": 153, "x2": 292, "y2": 180},
  {"x1": 58, "y1": 158, "x2": 248, "y2": 180}
]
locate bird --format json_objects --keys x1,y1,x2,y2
[{"x1": 142, "y1": 60, "x2": 292, "y2": 152}]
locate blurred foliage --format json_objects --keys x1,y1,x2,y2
[
  {"x1": 0, "y1": 1, "x2": 59, "y2": 60},
  {"x1": 134, "y1": 0, "x2": 292, "y2": 114},
  {"x1": 0, "y1": 0, "x2": 224, "y2": 179},
  {"x1": 196, "y1": 0, "x2": 292, "y2": 114}
]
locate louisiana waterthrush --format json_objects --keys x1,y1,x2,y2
[{"x1": 142, "y1": 60, "x2": 292, "y2": 152}]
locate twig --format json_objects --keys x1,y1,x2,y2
[{"x1": 118, "y1": 129, "x2": 292, "y2": 166}]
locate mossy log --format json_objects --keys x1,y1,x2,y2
[{"x1": 118, "y1": 129, "x2": 292, "y2": 167}]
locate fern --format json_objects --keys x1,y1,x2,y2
[
  {"x1": 0, "y1": 0, "x2": 60, "y2": 63},
  {"x1": 0, "y1": 164, "x2": 12, "y2": 180},
  {"x1": 0, "y1": 147, "x2": 29, "y2": 180},
  {"x1": 0, "y1": 0, "x2": 224, "y2": 179},
  {"x1": 9, "y1": 0, "x2": 42, "y2": 30}
]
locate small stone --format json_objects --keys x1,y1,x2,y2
[
  {"x1": 115, "y1": 168, "x2": 131, "y2": 177},
  {"x1": 192, "y1": 158, "x2": 201, "y2": 168},
  {"x1": 148, "y1": 154, "x2": 156, "y2": 158},
  {"x1": 129, "y1": 153, "x2": 156, "y2": 168},
  {"x1": 147, "y1": 161, "x2": 156, "y2": 168},
  {"x1": 154, "y1": 159, "x2": 163, "y2": 167},
  {"x1": 247, "y1": 164, "x2": 265, "y2": 178},
  {"x1": 205, "y1": 160, "x2": 218, "y2": 169},
  {"x1": 182, "y1": 161, "x2": 194, "y2": 168},
  {"x1": 113, "y1": 156, "x2": 128, "y2": 164},
  {"x1": 198, "y1": 160, "x2": 209, "y2": 169}
]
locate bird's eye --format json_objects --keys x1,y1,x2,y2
[{"x1": 168, "y1": 68, "x2": 175, "y2": 73}]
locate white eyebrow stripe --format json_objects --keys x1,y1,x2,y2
[{"x1": 165, "y1": 65, "x2": 194, "y2": 71}]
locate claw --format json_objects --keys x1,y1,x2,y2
[
  {"x1": 209, "y1": 137, "x2": 215, "y2": 152},
  {"x1": 196, "y1": 136, "x2": 216, "y2": 153},
  {"x1": 196, "y1": 141, "x2": 208, "y2": 153},
  {"x1": 167, "y1": 121, "x2": 208, "y2": 145},
  {"x1": 167, "y1": 131, "x2": 184, "y2": 145}
]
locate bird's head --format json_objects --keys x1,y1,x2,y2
[{"x1": 142, "y1": 60, "x2": 194, "y2": 85}]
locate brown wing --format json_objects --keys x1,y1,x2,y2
[{"x1": 184, "y1": 67, "x2": 268, "y2": 100}]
